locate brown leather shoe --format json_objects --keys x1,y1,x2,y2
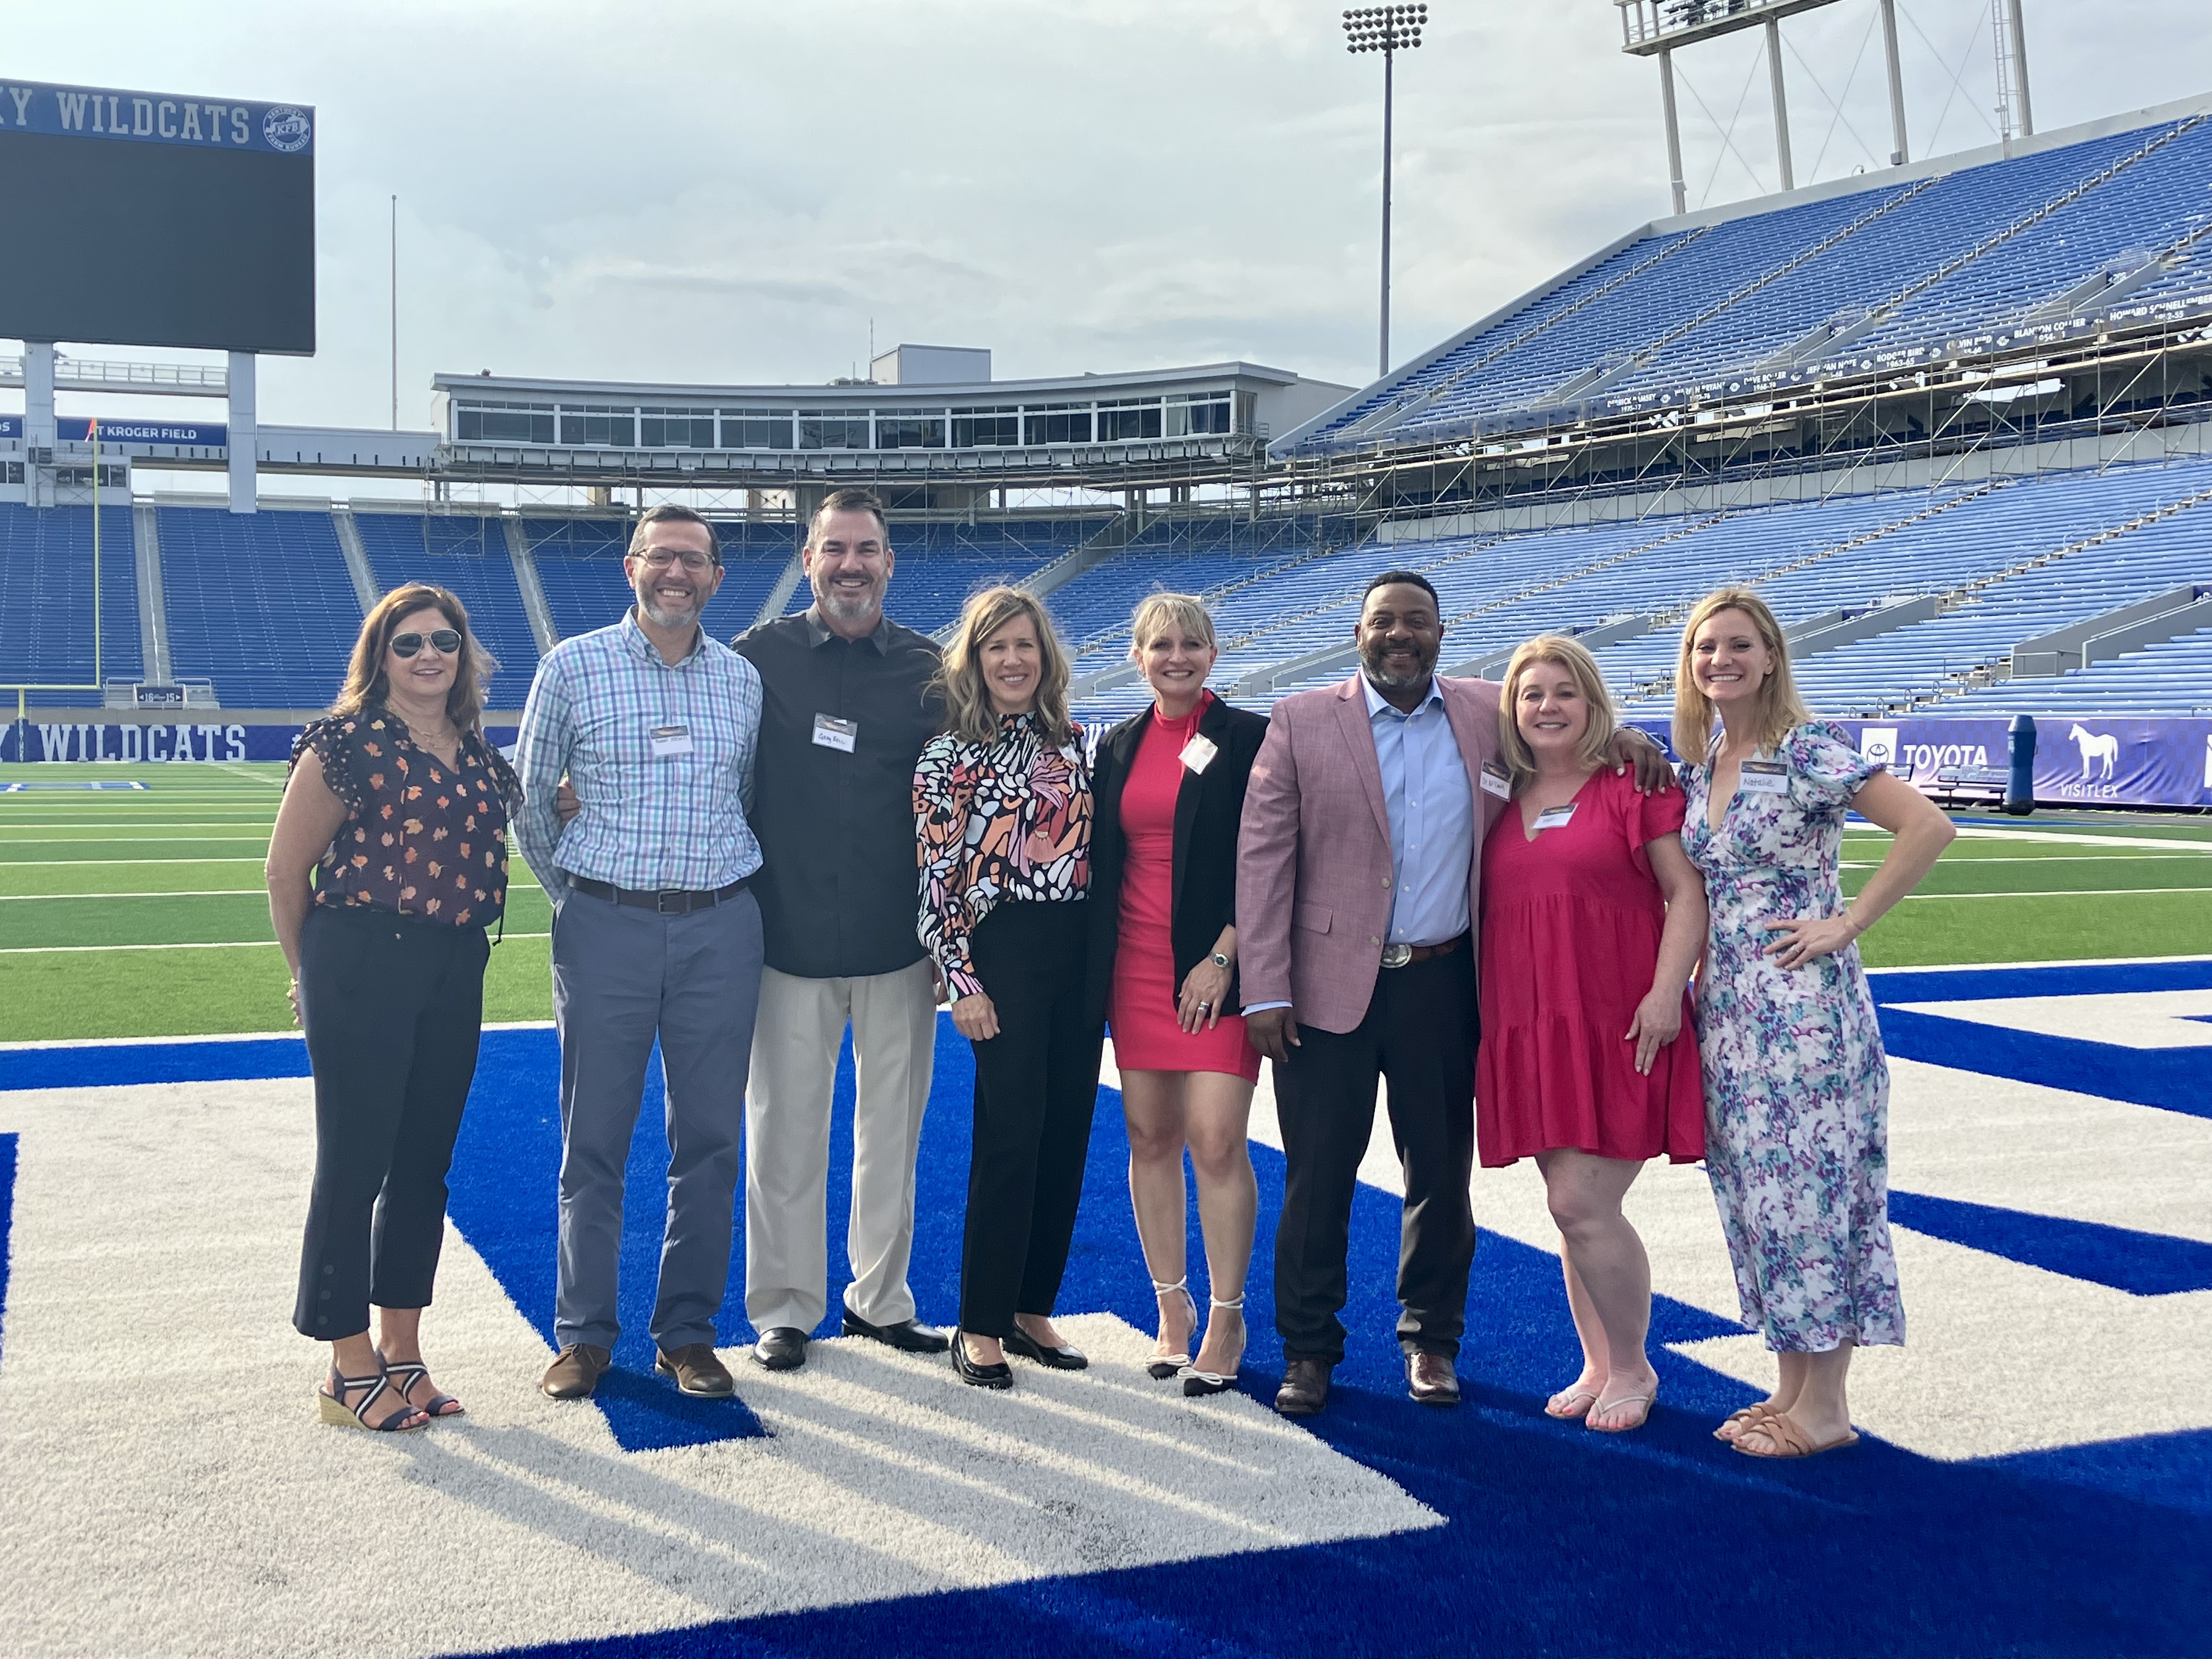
[
  {"x1": 1274, "y1": 1358, "x2": 1333, "y2": 1418},
  {"x1": 540, "y1": 1343, "x2": 612, "y2": 1400},
  {"x1": 656, "y1": 1342, "x2": 736, "y2": 1397},
  {"x1": 1406, "y1": 1350, "x2": 1462, "y2": 1407}
]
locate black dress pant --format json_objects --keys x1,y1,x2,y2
[
  {"x1": 294, "y1": 905, "x2": 490, "y2": 1341},
  {"x1": 1272, "y1": 945, "x2": 1478, "y2": 1365},
  {"x1": 961, "y1": 899, "x2": 1103, "y2": 1337}
]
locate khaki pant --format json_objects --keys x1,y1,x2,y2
[{"x1": 744, "y1": 958, "x2": 937, "y2": 1334}]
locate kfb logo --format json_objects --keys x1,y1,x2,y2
[{"x1": 262, "y1": 105, "x2": 311, "y2": 152}]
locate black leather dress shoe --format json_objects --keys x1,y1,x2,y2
[
  {"x1": 1406, "y1": 1350, "x2": 1462, "y2": 1407},
  {"x1": 1275, "y1": 1357, "x2": 1333, "y2": 1417},
  {"x1": 751, "y1": 1327, "x2": 808, "y2": 1371},
  {"x1": 951, "y1": 1329, "x2": 1013, "y2": 1390},
  {"x1": 842, "y1": 1310, "x2": 951, "y2": 1354},
  {"x1": 1003, "y1": 1324, "x2": 1089, "y2": 1370}
]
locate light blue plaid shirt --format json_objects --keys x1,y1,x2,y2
[{"x1": 513, "y1": 611, "x2": 763, "y2": 902}]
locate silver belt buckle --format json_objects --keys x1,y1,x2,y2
[
  {"x1": 1379, "y1": 943, "x2": 1413, "y2": 969},
  {"x1": 655, "y1": 889, "x2": 687, "y2": 915}
]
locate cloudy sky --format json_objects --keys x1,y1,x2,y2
[{"x1": 11, "y1": 0, "x2": 2211, "y2": 431}]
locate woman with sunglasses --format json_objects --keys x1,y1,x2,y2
[{"x1": 267, "y1": 583, "x2": 521, "y2": 1431}]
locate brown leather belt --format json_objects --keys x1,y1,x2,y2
[
  {"x1": 566, "y1": 873, "x2": 751, "y2": 916},
  {"x1": 1379, "y1": 932, "x2": 1468, "y2": 969}
]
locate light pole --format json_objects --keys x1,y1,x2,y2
[{"x1": 1344, "y1": 4, "x2": 1425, "y2": 379}]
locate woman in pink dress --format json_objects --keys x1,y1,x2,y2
[
  {"x1": 1476, "y1": 635, "x2": 1708, "y2": 1434},
  {"x1": 1086, "y1": 594, "x2": 1268, "y2": 1395}
]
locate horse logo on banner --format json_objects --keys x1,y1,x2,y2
[{"x1": 2069, "y1": 723, "x2": 2119, "y2": 782}]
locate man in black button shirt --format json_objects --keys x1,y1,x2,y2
[{"x1": 731, "y1": 487, "x2": 950, "y2": 1368}]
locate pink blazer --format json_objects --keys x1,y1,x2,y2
[{"x1": 1235, "y1": 673, "x2": 1508, "y2": 1035}]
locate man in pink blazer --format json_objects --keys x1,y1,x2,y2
[{"x1": 1237, "y1": 571, "x2": 1666, "y2": 1417}]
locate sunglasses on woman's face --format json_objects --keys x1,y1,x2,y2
[{"x1": 391, "y1": 629, "x2": 462, "y2": 659}]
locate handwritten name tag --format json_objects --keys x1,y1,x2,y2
[
  {"x1": 812, "y1": 713, "x2": 859, "y2": 754},
  {"x1": 1479, "y1": 762, "x2": 1511, "y2": 800},
  {"x1": 1740, "y1": 760, "x2": 1789, "y2": 795},
  {"x1": 1180, "y1": 734, "x2": 1219, "y2": 774},
  {"x1": 1532, "y1": 804, "x2": 1577, "y2": 832},
  {"x1": 650, "y1": 724, "x2": 694, "y2": 759}
]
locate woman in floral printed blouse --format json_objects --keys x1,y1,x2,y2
[
  {"x1": 914, "y1": 586, "x2": 1102, "y2": 1390},
  {"x1": 1674, "y1": 587, "x2": 1953, "y2": 1459},
  {"x1": 267, "y1": 583, "x2": 521, "y2": 1433}
]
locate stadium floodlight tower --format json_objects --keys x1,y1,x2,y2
[
  {"x1": 1344, "y1": 4, "x2": 1425, "y2": 377},
  {"x1": 1616, "y1": 0, "x2": 2033, "y2": 214}
]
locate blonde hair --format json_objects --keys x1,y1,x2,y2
[
  {"x1": 936, "y1": 585, "x2": 1075, "y2": 747},
  {"x1": 1672, "y1": 586, "x2": 1810, "y2": 760},
  {"x1": 335, "y1": 583, "x2": 498, "y2": 731},
  {"x1": 1497, "y1": 634, "x2": 1618, "y2": 791},
  {"x1": 1128, "y1": 591, "x2": 1217, "y2": 655}
]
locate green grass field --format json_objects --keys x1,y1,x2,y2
[{"x1": 4, "y1": 760, "x2": 2210, "y2": 1042}]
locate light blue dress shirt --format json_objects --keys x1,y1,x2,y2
[{"x1": 1363, "y1": 674, "x2": 1474, "y2": 947}]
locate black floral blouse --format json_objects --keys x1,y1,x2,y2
[{"x1": 291, "y1": 707, "x2": 523, "y2": 928}]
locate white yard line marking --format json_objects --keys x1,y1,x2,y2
[
  {"x1": 0, "y1": 933, "x2": 551, "y2": 955},
  {"x1": 0, "y1": 857, "x2": 268, "y2": 867},
  {"x1": 1951, "y1": 826, "x2": 2212, "y2": 851},
  {"x1": 1895, "y1": 887, "x2": 2212, "y2": 901}
]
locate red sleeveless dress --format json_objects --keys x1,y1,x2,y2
[
  {"x1": 1475, "y1": 766, "x2": 1703, "y2": 1167},
  {"x1": 1108, "y1": 698, "x2": 1261, "y2": 1082}
]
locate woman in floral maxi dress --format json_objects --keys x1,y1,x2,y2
[{"x1": 1675, "y1": 588, "x2": 1954, "y2": 1459}]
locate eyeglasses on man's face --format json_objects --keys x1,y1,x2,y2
[
  {"x1": 634, "y1": 546, "x2": 717, "y2": 573},
  {"x1": 391, "y1": 628, "x2": 462, "y2": 659}
]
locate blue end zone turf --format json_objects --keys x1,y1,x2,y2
[
  {"x1": 1889, "y1": 1189, "x2": 2212, "y2": 1295},
  {"x1": 4, "y1": 969, "x2": 2210, "y2": 1654},
  {"x1": 1872, "y1": 960, "x2": 2212, "y2": 1120}
]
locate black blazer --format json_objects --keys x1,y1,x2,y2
[{"x1": 1083, "y1": 693, "x2": 1270, "y2": 1032}]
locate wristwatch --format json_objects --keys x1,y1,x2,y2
[{"x1": 1210, "y1": 951, "x2": 1231, "y2": 969}]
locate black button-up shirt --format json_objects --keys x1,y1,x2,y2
[{"x1": 733, "y1": 607, "x2": 945, "y2": 978}]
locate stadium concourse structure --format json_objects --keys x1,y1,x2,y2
[{"x1": 7, "y1": 95, "x2": 2212, "y2": 753}]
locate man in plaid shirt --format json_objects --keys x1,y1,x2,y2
[{"x1": 514, "y1": 503, "x2": 765, "y2": 1404}]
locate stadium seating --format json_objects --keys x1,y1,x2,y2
[
  {"x1": 1296, "y1": 110, "x2": 2212, "y2": 451},
  {"x1": 0, "y1": 503, "x2": 140, "y2": 709},
  {"x1": 159, "y1": 506, "x2": 359, "y2": 710}
]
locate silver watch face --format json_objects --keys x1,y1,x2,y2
[{"x1": 1211, "y1": 952, "x2": 1230, "y2": 968}]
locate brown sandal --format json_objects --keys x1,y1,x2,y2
[
  {"x1": 1731, "y1": 1413, "x2": 1860, "y2": 1459},
  {"x1": 1713, "y1": 1402, "x2": 1780, "y2": 1443}
]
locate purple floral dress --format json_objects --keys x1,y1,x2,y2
[{"x1": 1680, "y1": 721, "x2": 1905, "y2": 1353}]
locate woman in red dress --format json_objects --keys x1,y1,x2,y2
[
  {"x1": 1476, "y1": 635, "x2": 1708, "y2": 1434},
  {"x1": 1086, "y1": 594, "x2": 1268, "y2": 1395}
]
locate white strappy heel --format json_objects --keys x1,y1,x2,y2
[
  {"x1": 1148, "y1": 1277, "x2": 1198, "y2": 1380},
  {"x1": 1181, "y1": 1292, "x2": 1246, "y2": 1396}
]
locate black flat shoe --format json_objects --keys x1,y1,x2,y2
[
  {"x1": 951, "y1": 1329, "x2": 1013, "y2": 1390},
  {"x1": 843, "y1": 1310, "x2": 950, "y2": 1354},
  {"x1": 751, "y1": 1327, "x2": 809, "y2": 1371},
  {"x1": 1003, "y1": 1324, "x2": 1089, "y2": 1370}
]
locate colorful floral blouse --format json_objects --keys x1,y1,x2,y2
[
  {"x1": 292, "y1": 708, "x2": 522, "y2": 928},
  {"x1": 913, "y1": 712, "x2": 1092, "y2": 999}
]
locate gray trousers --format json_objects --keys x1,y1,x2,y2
[
  {"x1": 744, "y1": 959, "x2": 937, "y2": 1335},
  {"x1": 551, "y1": 884, "x2": 764, "y2": 1352}
]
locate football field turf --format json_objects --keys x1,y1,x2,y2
[{"x1": 5, "y1": 759, "x2": 2211, "y2": 1043}]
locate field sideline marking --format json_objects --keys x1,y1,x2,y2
[{"x1": 1896, "y1": 887, "x2": 2212, "y2": 901}]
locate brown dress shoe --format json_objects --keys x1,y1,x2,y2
[
  {"x1": 1275, "y1": 1357, "x2": 1333, "y2": 1418},
  {"x1": 657, "y1": 1342, "x2": 736, "y2": 1397},
  {"x1": 1406, "y1": 1350, "x2": 1462, "y2": 1407},
  {"x1": 540, "y1": 1343, "x2": 612, "y2": 1400}
]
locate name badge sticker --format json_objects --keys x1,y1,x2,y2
[
  {"x1": 1179, "y1": 733, "x2": 1219, "y2": 774},
  {"x1": 650, "y1": 724, "x2": 694, "y2": 759},
  {"x1": 1479, "y1": 761, "x2": 1512, "y2": 800},
  {"x1": 1532, "y1": 803, "x2": 1578, "y2": 832},
  {"x1": 813, "y1": 713, "x2": 859, "y2": 754},
  {"x1": 1739, "y1": 760, "x2": 1790, "y2": 795}
]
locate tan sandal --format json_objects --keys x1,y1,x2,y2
[
  {"x1": 1585, "y1": 1386, "x2": 1657, "y2": 1434},
  {"x1": 1544, "y1": 1385, "x2": 1600, "y2": 1420},
  {"x1": 1713, "y1": 1401, "x2": 1781, "y2": 1443},
  {"x1": 1732, "y1": 1413, "x2": 1860, "y2": 1459}
]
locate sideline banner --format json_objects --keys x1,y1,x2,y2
[{"x1": 2, "y1": 721, "x2": 519, "y2": 765}]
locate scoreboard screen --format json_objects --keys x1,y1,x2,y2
[{"x1": 0, "y1": 80, "x2": 314, "y2": 354}]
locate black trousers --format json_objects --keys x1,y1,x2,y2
[
  {"x1": 1272, "y1": 946, "x2": 1478, "y2": 1364},
  {"x1": 294, "y1": 905, "x2": 490, "y2": 1341},
  {"x1": 961, "y1": 900, "x2": 1103, "y2": 1337}
]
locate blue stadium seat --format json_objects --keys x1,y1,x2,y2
[{"x1": 0, "y1": 504, "x2": 140, "y2": 708}]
